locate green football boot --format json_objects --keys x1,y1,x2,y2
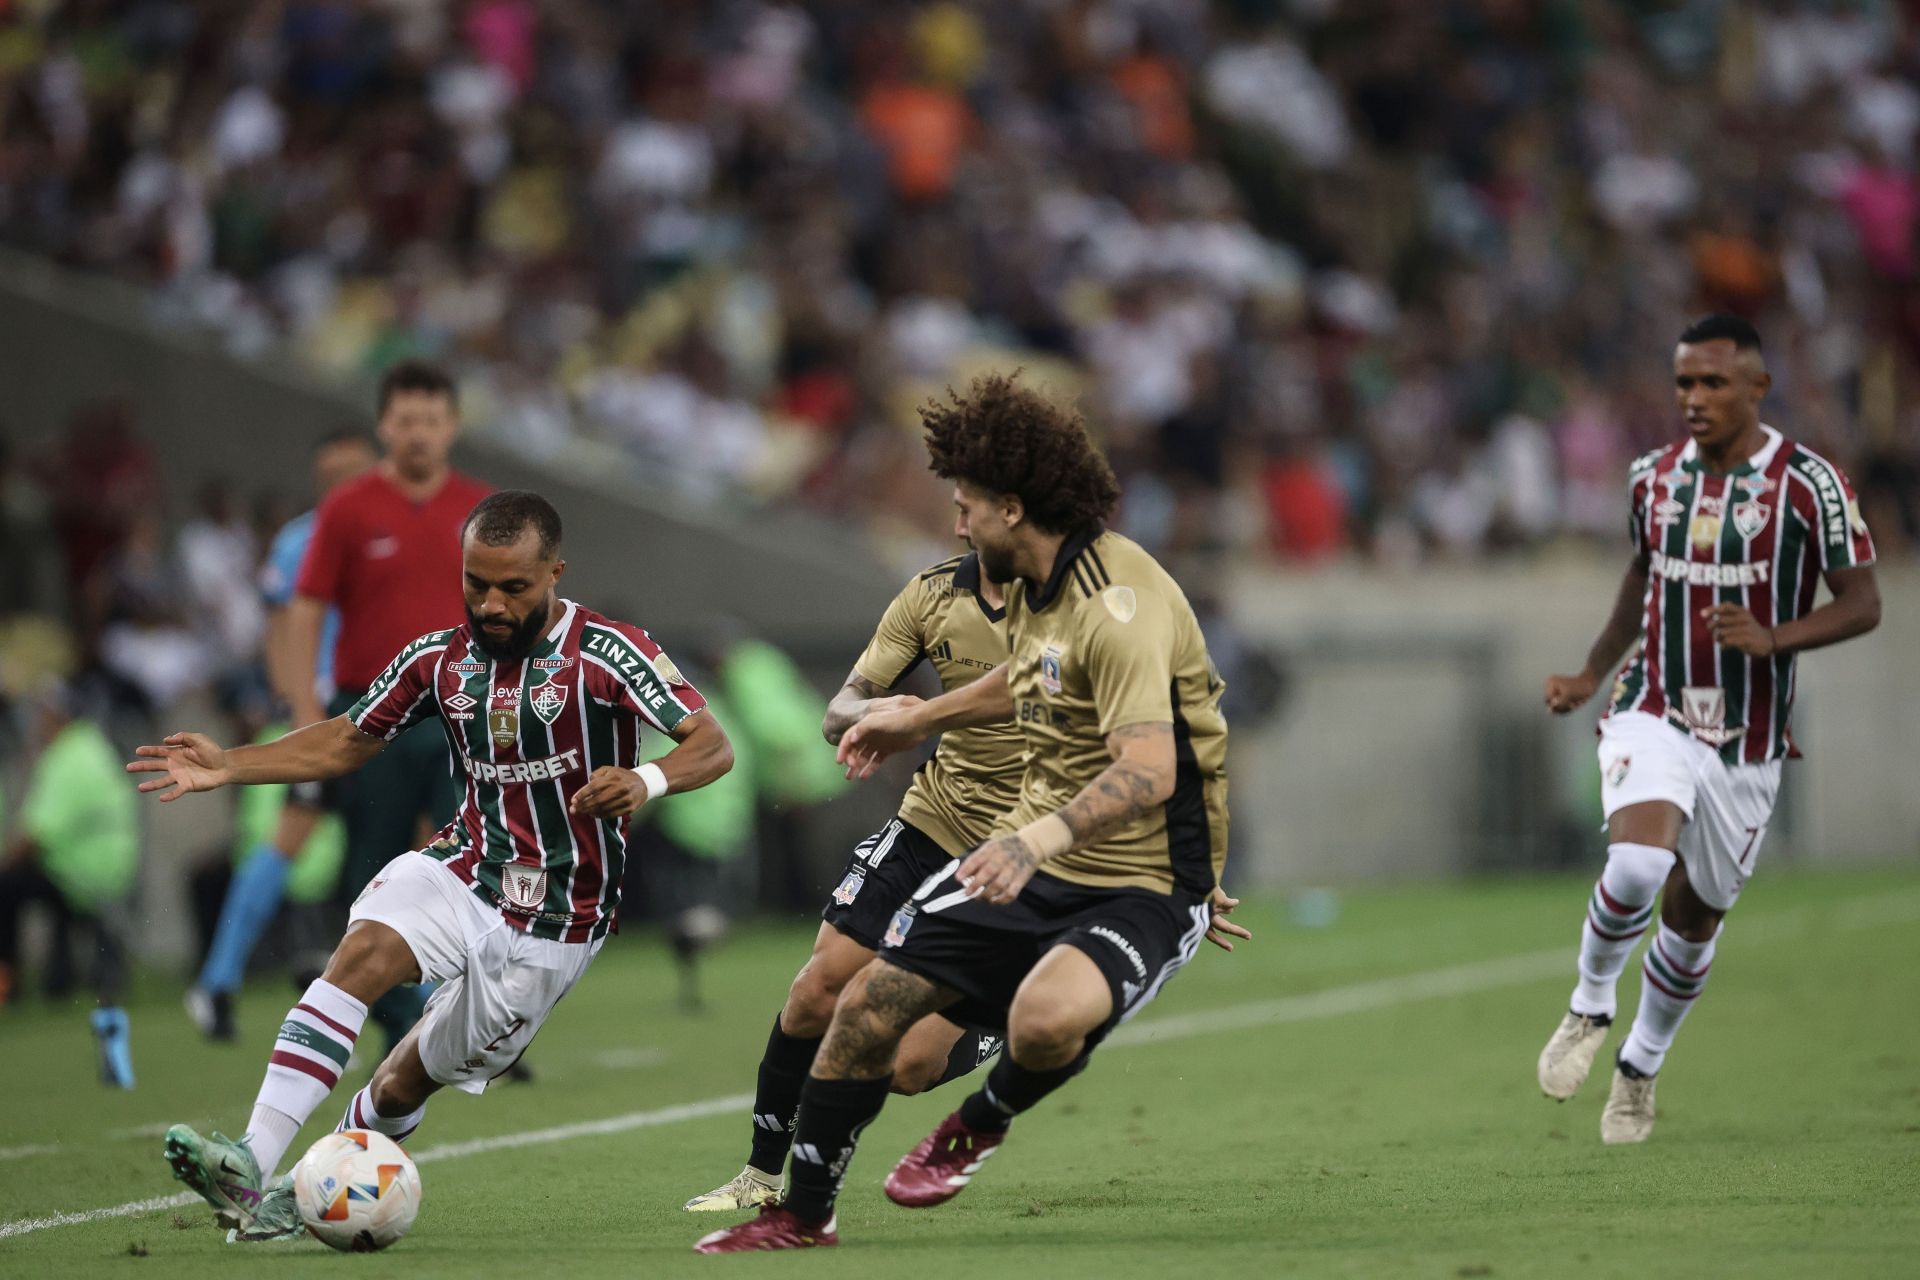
[
  {"x1": 163, "y1": 1125, "x2": 266, "y2": 1227},
  {"x1": 228, "y1": 1175, "x2": 303, "y2": 1243}
]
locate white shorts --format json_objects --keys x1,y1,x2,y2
[
  {"x1": 1597, "y1": 711, "x2": 1783, "y2": 911},
  {"x1": 349, "y1": 852, "x2": 601, "y2": 1094}
]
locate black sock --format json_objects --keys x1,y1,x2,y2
[
  {"x1": 748, "y1": 1013, "x2": 823, "y2": 1175},
  {"x1": 782, "y1": 1075, "x2": 891, "y2": 1224},
  {"x1": 931, "y1": 1028, "x2": 1003, "y2": 1090},
  {"x1": 957, "y1": 1052, "x2": 1089, "y2": 1134}
]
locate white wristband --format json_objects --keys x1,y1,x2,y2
[{"x1": 636, "y1": 761, "x2": 670, "y2": 802}]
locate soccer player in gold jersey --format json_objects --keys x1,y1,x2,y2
[
  {"x1": 696, "y1": 374, "x2": 1247, "y2": 1253},
  {"x1": 682, "y1": 549, "x2": 1023, "y2": 1212}
]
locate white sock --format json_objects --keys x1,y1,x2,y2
[
  {"x1": 1620, "y1": 922, "x2": 1718, "y2": 1076},
  {"x1": 243, "y1": 1106, "x2": 301, "y2": 1180},
  {"x1": 1571, "y1": 843, "x2": 1672, "y2": 1018},
  {"x1": 338, "y1": 1085, "x2": 426, "y2": 1144},
  {"x1": 248, "y1": 980, "x2": 368, "y2": 1177}
]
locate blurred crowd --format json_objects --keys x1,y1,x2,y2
[{"x1": 3, "y1": 0, "x2": 1919, "y2": 570}]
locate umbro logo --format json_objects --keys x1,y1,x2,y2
[{"x1": 444, "y1": 693, "x2": 476, "y2": 712}]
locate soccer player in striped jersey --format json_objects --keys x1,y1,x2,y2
[
  {"x1": 1536, "y1": 315, "x2": 1881, "y2": 1144},
  {"x1": 682, "y1": 549, "x2": 1020, "y2": 1214},
  {"x1": 129, "y1": 491, "x2": 734, "y2": 1240}
]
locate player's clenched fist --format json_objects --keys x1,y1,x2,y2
[
  {"x1": 1702, "y1": 603, "x2": 1777, "y2": 657},
  {"x1": 569, "y1": 765, "x2": 650, "y2": 819},
  {"x1": 1543, "y1": 671, "x2": 1598, "y2": 714}
]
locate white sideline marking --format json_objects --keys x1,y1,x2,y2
[
  {"x1": 106, "y1": 1123, "x2": 183, "y2": 1140},
  {"x1": 0, "y1": 1146, "x2": 58, "y2": 1162},
  {"x1": 1109, "y1": 892, "x2": 1920, "y2": 1048},
  {"x1": 409, "y1": 1093, "x2": 752, "y2": 1165},
  {"x1": 6, "y1": 890, "x2": 1917, "y2": 1241},
  {"x1": 0, "y1": 1192, "x2": 197, "y2": 1238}
]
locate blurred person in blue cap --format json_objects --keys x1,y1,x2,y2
[{"x1": 0, "y1": 679, "x2": 141, "y2": 1087}]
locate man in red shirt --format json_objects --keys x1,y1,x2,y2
[{"x1": 287, "y1": 360, "x2": 492, "y2": 1051}]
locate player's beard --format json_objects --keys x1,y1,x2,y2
[
  {"x1": 978, "y1": 541, "x2": 1018, "y2": 584},
  {"x1": 467, "y1": 602, "x2": 549, "y2": 661}
]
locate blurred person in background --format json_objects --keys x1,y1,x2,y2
[
  {"x1": 0, "y1": 681, "x2": 140, "y2": 1088},
  {"x1": 623, "y1": 654, "x2": 756, "y2": 1014},
  {"x1": 85, "y1": 506, "x2": 207, "y2": 718},
  {"x1": 185, "y1": 430, "x2": 375, "y2": 1040},
  {"x1": 698, "y1": 628, "x2": 849, "y2": 910},
  {"x1": 177, "y1": 477, "x2": 267, "y2": 710},
  {"x1": 186, "y1": 707, "x2": 348, "y2": 1030},
  {"x1": 284, "y1": 361, "x2": 490, "y2": 1056}
]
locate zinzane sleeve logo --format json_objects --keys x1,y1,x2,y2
[
  {"x1": 348, "y1": 630, "x2": 454, "y2": 740},
  {"x1": 582, "y1": 626, "x2": 699, "y2": 732}
]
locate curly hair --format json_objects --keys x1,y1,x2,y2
[{"x1": 921, "y1": 373, "x2": 1120, "y2": 535}]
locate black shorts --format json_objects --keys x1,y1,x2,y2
[
  {"x1": 820, "y1": 818, "x2": 956, "y2": 951},
  {"x1": 876, "y1": 864, "x2": 1211, "y2": 1045}
]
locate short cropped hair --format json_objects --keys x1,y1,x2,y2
[
  {"x1": 1678, "y1": 314, "x2": 1762, "y2": 353},
  {"x1": 377, "y1": 359, "x2": 458, "y2": 415},
  {"x1": 315, "y1": 426, "x2": 373, "y2": 453},
  {"x1": 921, "y1": 373, "x2": 1120, "y2": 535},
  {"x1": 463, "y1": 490, "x2": 563, "y2": 559}
]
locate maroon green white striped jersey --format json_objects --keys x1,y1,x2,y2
[
  {"x1": 347, "y1": 598, "x2": 707, "y2": 943},
  {"x1": 1604, "y1": 426, "x2": 1875, "y2": 764}
]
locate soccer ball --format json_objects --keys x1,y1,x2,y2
[{"x1": 291, "y1": 1130, "x2": 421, "y2": 1252}]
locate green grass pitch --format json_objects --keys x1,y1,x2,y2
[{"x1": 3, "y1": 867, "x2": 1917, "y2": 1278}]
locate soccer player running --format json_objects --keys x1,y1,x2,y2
[
  {"x1": 682, "y1": 548, "x2": 1019, "y2": 1213},
  {"x1": 131, "y1": 492, "x2": 734, "y2": 1240},
  {"x1": 1536, "y1": 315, "x2": 1880, "y2": 1143},
  {"x1": 696, "y1": 375, "x2": 1247, "y2": 1253},
  {"x1": 185, "y1": 428, "x2": 375, "y2": 1041}
]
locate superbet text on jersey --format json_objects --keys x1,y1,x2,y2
[
  {"x1": 1605, "y1": 426, "x2": 1874, "y2": 764},
  {"x1": 347, "y1": 599, "x2": 706, "y2": 942}
]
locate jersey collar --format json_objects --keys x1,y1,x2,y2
[
  {"x1": 1678, "y1": 423, "x2": 1782, "y2": 477},
  {"x1": 532, "y1": 598, "x2": 576, "y2": 658},
  {"x1": 1023, "y1": 525, "x2": 1103, "y2": 614},
  {"x1": 951, "y1": 552, "x2": 1006, "y2": 623}
]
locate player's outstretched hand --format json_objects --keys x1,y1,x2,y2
[
  {"x1": 1543, "y1": 671, "x2": 1598, "y2": 714},
  {"x1": 1703, "y1": 603, "x2": 1777, "y2": 657},
  {"x1": 957, "y1": 833, "x2": 1041, "y2": 905},
  {"x1": 570, "y1": 766, "x2": 649, "y2": 819},
  {"x1": 836, "y1": 705, "x2": 928, "y2": 780},
  {"x1": 1205, "y1": 887, "x2": 1252, "y2": 953},
  {"x1": 126, "y1": 732, "x2": 232, "y2": 801}
]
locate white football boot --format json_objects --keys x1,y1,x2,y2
[
  {"x1": 1601, "y1": 1065, "x2": 1657, "y2": 1144},
  {"x1": 683, "y1": 1166, "x2": 782, "y2": 1212},
  {"x1": 1537, "y1": 1011, "x2": 1611, "y2": 1100}
]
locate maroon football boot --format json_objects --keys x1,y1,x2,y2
[
  {"x1": 692, "y1": 1206, "x2": 838, "y2": 1253},
  {"x1": 883, "y1": 1110, "x2": 1006, "y2": 1207}
]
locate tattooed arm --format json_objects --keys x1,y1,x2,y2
[
  {"x1": 821, "y1": 668, "x2": 924, "y2": 746},
  {"x1": 956, "y1": 722, "x2": 1175, "y2": 904}
]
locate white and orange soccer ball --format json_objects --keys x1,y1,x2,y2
[{"x1": 291, "y1": 1130, "x2": 421, "y2": 1252}]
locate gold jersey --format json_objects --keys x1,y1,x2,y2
[
  {"x1": 1002, "y1": 529, "x2": 1228, "y2": 896},
  {"x1": 853, "y1": 553, "x2": 1026, "y2": 857}
]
